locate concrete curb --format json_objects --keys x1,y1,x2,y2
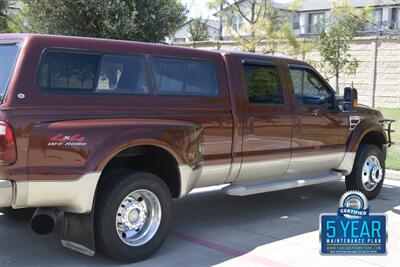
[{"x1": 386, "y1": 169, "x2": 400, "y2": 181}]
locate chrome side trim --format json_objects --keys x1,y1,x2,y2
[
  {"x1": 287, "y1": 152, "x2": 345, "y2": 175},
  {"x1": 196, "y1": 164, "x2": 231, "y2": 188},
  {"x1": 179, "y1": 152, "x2": 350, "y2": 196},
  {"x1": 0, "y1": 180, "x2": 13, "y2": 208},
  {"x1": 235, "y1": 158, "x2": 290, "y2": 183},
  {"x1": 223, "y1": 171, "x2": 342, "y2": 196},
  {"x1": 13, "y1": 181, "x2": 28, "y2": 208},
  {"x1": 178, "y1": 164, "x2": 232, "y2": 197},
  {"x1": 179, "y1": 152, "x2": 353, "y2": 197},
  {"x1": 178, "y1": 165, "x2": 202, "y2": 197},
  {"x1": 13, "y1": 172, "x2": 101, "y2": 213},
  {"x1": 335, "y1": 152, "x2": 356, "y2": 175}
]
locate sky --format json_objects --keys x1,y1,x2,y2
[{"x1": 181, "y1": 0, "x2": 293, "y2": 19}]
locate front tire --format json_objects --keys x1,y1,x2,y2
[
  {"x1": 345, "y1": 144, "x2": 385, "y2": 199},
  {"x1": 95, "y1": 170, "x2": 172, "y2": 263}
]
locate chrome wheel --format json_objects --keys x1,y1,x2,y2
[
  {"x1": 361, "y1": 155, "x2": 383, "y2": 192},
  {"x1": 116, "y1": 189, "x2": 161, "y2": 247}
]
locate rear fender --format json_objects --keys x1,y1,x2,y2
[
  {"x1": 19, "y1": 118, "x2": 202, "y2": 213},
  {"x1": 28, "y1": 118, "x2": 202, "y2": 178}
]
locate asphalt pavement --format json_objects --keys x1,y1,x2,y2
[{"x1": 1, "y1": 179, "x2": 399, "y2": 267}]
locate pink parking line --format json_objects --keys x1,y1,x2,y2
[{"x1": 170, "y1": 230, "x2": 292, "y2": 267}]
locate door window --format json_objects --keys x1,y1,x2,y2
[
  {"x1": 243, "y1": 63, "x2": 283, "y2": 105},
  {"x1": 289, "y1": 67, "x2": 334, "y2": 108}
]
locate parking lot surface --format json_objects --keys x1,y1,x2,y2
[{"x1": 1, "y1": 179, "x2": 399, "y2": 267}]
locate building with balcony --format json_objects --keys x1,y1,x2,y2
[
  {"x1": 294, "y1": 0, "x2": 400, "y2": 36},
  {"x1": 217, "y1": 0, "x2": 400, "y2": 39}
]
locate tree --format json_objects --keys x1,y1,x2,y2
[
  {"x1": 209, "y1": 0, "x2": 269, "y2": 52},
  {"x1": 20, "y1": 0, "x2": 187, "y2": 42},
  {"x1": 228, "y1": 0, "x2": 269, "y2": 53},
  {"x1": 208, "y1": 0, "x2": 230, "y2": 41},
  {"x1": 262, "y1": 0, "x2": 302, "y2": 55},
  {"x1": 0, "y1": 0, "x2": 8, "y2": 33},
  {"x1": 132, "y1": 0, "x2": 187, "y2": 42},
  {"x1": 6, "y1": 2, "x2": 28, "y2": 33},
  {"x1": 189, "y1": 18, "x2": 209, "y2": 42},
  {"x1": 314, "y1": 0, "x2": 372, "y2": 93}
]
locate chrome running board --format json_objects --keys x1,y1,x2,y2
[{"x1": 223, "y1": 171, "x2": 342, "y2": 196}]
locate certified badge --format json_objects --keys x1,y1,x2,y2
[{"x1": 320, "y1": 191, "x2": 387, "y2": 255}]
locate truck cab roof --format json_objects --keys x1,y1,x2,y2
[{"x1": 0, "y1": 33, "x2": 308, "y2": 66}]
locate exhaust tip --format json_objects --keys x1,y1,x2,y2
[{"x1": 30, "y1": 208, "x2": 57, "y2": 235}]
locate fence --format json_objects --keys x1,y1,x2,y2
[{"x1": 177, "y1": 36, "x2": 400, "y2": 109}]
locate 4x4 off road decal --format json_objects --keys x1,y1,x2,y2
[
  {"x1": 320, "y1": 191, "x2": 387, "y2": 255},
  {"x1": 48, "y1": 134, "x2": 87, "y2": 147}
]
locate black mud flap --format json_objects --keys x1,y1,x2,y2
[{"x1": 61, "y1": 212, "x2": 96, "y2": 256}]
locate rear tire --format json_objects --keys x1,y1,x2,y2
[
  {"x1": 345, "y1": 144, "x2": 385, "y2": 199},
  {"x1": 95, "y1": 170, "x2": 172, "y2": 263}
]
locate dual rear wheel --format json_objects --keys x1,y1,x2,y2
[{"x1": 95, "y1": 170, "x2": 172, "y2": 263}]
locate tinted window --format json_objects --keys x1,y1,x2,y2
[
  {"x1": 38, "y1": 51, "x2": 100, "y2": 90},
  {"x1": 243, "y1": 63, "x2": 283, "y2": 104},
  {"x1": 0, "y1": 44, "x2": 19, "y2": 101},
  {"x1": 289, "y1": 68, "x2": 333, "y2": 108},
  {"x1": 152, "y1": 57, "x2": 219, "y2": 96},
  {"x1": 96, "y1": 55, "x2": 149, "y2": 94}
]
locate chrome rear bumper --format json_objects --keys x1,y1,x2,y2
[{"x1": 0, "y1": 180, "x2": 13, "y2": 208}]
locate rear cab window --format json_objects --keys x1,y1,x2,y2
[
  {"x1": 97, "y1": 55, "x2": 149, "y2": 95},
  {"x1": 0, "y1": 43, "x2": 20, "y2": 103},
  {"x1": 37, "y1": 50, "x2": 219, "y2": 97},
  {"x1": 151, "y1": 57, "x2": 219, "y2": 96},
  {"x1": 243, "y1": 62, "x2": 284, "y2": 105},
  {"x1": 38, "y1": 51, "x2": 99, "y2": 91}
]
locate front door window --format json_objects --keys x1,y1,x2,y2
[{"x1": 289, "y1": 67, "x2": 334, "y2": 109}]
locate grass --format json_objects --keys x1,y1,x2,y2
[{"x1": 378, "y1": 108, "x2": 400, "y2": 171}]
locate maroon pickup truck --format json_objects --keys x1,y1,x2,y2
[{"x1": 0, "y1": 34, "x2": 394, "y2": 262}]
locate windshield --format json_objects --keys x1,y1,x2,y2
[{"x1": 0, "y1": 44, "x2": 20, "y2": 102}]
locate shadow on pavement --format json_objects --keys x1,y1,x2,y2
[{"x1": 0, "y1": 181, "x2": 399, "y2": 266}]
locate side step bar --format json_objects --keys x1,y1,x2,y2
[{"x1": 223, "y1": 172, "x2": 342, "y2": 196}]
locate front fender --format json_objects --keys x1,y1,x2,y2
[{"x1": 346, "y1": 119, "x2": 388, "y2": 153}]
